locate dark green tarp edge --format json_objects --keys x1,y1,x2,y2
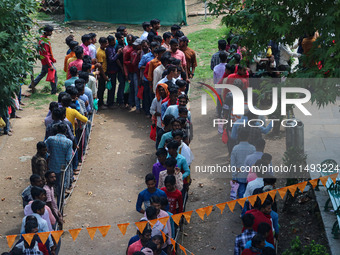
[{"x1": 64, "y1": 0, "x2": 187, "y2": 26}]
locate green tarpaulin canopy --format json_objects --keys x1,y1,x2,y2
[{"x1": 64, "y1": 0, "x2": 187, "y2": 26}]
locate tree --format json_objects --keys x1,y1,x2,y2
[
  {"x1": 208, "y1": 0, "x2": 340, "y2": 107},
  {"x1": 0, "y1": 0, "x2": 40, "y2": 115}
]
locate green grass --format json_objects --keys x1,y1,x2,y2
[
  {"x1": 30, "y1": 12, "x2": 51, "y2": 21},
  {"x1": 187, "y1": 26, "x2": 231, "y2": 80},
  {"x1": 24, "y1": 69, "x2": 65, "y2": 109}
]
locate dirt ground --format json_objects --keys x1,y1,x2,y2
[{"x1": 0, "y1": 1, "x2": 330, "y2": 254}]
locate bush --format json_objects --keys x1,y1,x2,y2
[{"x1": 282, "y1": 236, "x2": 329, "y2": 255}]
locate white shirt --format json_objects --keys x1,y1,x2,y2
[
  {"x1": 157, "y1": 76, "x2": 176, "y2": 87},
  {"x1": 153, "y1": 64, "x2": 166, "y2": 93},
  {"x1": 279, "y1": 44, "x2": 301, "y2": 66},
  {"x1": 244, "y1": 178, "x2": 264, "y2": 197},
  {"x1": 86, "y1": 75, "x2": 97, "y2": 98},
  {"x1": 140, "y1": 31, "x2": 148, "y2": 41},
  {"x1": 179, "y1": 141, "x2": 194, "y2": 166},
  {"x1": 89, "y1": 44, "x2": 97, "y2": 59},
  {"x1": 150, "y1": 97, "x2": 163, "y2": 128}
]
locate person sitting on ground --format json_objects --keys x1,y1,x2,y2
[
  {"x1": 152, "y1": 148, "x2": 167, "y2": 187},
  {"x1": 44, "y1": 171, "x2": 63, "y2": 227},
  {"x1": 136, "y1": 174, "x2": 167, "y2": 214},
  {"x1": 31, "y1": 142, "x2": 48, "y2": 182},
  {"x1": 24, "y1": 186, "x2": 55, "y2": 231},
  {"x1": 158, "y1": 157, "x2": 183, "y2": 191},
  {"x1": 234, "y1": 213, "x2": 256, "y2": 255},
  {"x1": 244, "y1": 222, "x2": 275, "y2": 250},
  {"x1": 241, "y1": 234, "x2": 266, "y2": 255},
  {"x1": 22, "y1": 174, "x2": 44, "y2": 208},
  {"x1": 64, "y1": 66, "x2": 78, "y2": 87},
  {"x1": 127, "y1": 223, "x2": 152, "y2": 255},
  {"x1": 161, "y1": 176, "x2": 183, "y2": 215}
]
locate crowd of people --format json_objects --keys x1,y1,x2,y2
[{"x1": 0, "y1": 16, "x2": 313, "y2": 255}]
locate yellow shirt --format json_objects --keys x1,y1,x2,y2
[
  {"x1": 65, "y1": 108, "x2": 88, "y2": 134},
  {"x1": 66, "y1": 56, "x2": 77, "y2": 72},
  {"x1": 96, "y1": 48, "x2": 107, "y2": 73}
]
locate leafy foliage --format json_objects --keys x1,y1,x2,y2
[
  {"x1": 208, "y1": 0, "x2": 340, "y2": 107},
  {"x1": 282, "y1": 236, "x2": 329, "y2": 255},
  {"x1": 0, "y1": 0, "x2": 40, "y2": 114}
]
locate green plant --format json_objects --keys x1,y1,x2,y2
[
  {"x1": 0, "y1": 0, "x2": 40, "y2": 115},
  {"x1": 208, "y1": 0, "x2": 340, "y2": 107},
  {"x1": 282, "y1": 236, "x2": 329, "y2": 255}
]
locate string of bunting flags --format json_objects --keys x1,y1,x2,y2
[{"x1": 3, "y1": 173, "x2": 338, "y2": 253}]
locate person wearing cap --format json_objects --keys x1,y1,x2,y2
[
  {"x1": 179, "y1": 36, "x2": 197, "y2": 79},
  {"x1": 32, "y1": 25, "x2": 57, "y2": 94},
  {"x1": 131, "y1": 38, "x2": 143, "y2": 113},
  {"x1": 141, "y1": 22, "x2": 152, "y2": 41},
  {"x1": 147, "y1": 47, "x2": 167, "y2": 83},
  {"x1": 169, "y1": 39, "x2": 186, "y2": 70}
]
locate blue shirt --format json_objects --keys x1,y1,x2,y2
[
  {"x1": 64, "y1": 77, "x2": 77, "y2": 87},
  {"x1": 163, "y1": 105, "x2": 191, "y2": 121},
  {"x1": 138, "y1": 52, "x2": 155, "y2": 81},
  {"x1": 161, "y1": 101, "x2": 169, "y2": 119},
  {"x1": 136, "y1": 188, "x2": 167, "y2": 212},
  {"x1": 84, "y1": 86, "x2": 94, "y2": 110},
  {"x1": 158, "y1": 131, "x2": 172, "y2": 149},
  {"x1": 45, "y1": 134, "x2": 73, "y2": 173},
  {"x1": 245, "y1": 240, "x2": 274, "y2": 250},
  {"x1": 79, "y1": 94, "x2": 91, "y2": 113},
  {"x1": 271, "y1": 210, "x2": 279, "y2": 235},
  {"x1": 168, "y1": 153, "x2": 190, "y2": 179},
  {"x1": 231, "y1": 141, "x2": 256, "y2": 183}
]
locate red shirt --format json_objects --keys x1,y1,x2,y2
[
  {"x1": 67, "y1": 59, "x2": 83, "y2": 79},
  {"x1": 39, "y1": 35, "x2": 56, "y2": 67},
  {"x1": 127, "y1": 239, "x2": 143, "y2": 255},
  {"x1": 130, "y1": 50, "x2": 140, "y2": 73},
  {"x1": 123, "y1": 45, "x2": 134, "y2": 76},
  {"x1": 245, "y1": 209, "x2": 274, "y2": 246},
  {"x1": 161, "y1": 187, "x2": 183, "y2": 214},
  {"x1": 241, "y1": 248, "x2": 261, "y2": 255}
]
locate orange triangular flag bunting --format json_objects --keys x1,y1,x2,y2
[
  {"x1": 278, "y1": 187, "x2": 288, "y2": 199},
  {"x1": 51, "y1": 230, "x2": 63, "y2": 244},
  {"x1": 268, "y1": 190, "x2": 277, "y2": 200},
  {"x1": 248, "y1": 195, "x2": 258, "y2": 207},
  {"x1": 237, "y1": 197, "x2": 247, "y2": 208},
  {"x1": 69, "y1": 228, "x2": 82, "y2": 241},
  {"x1": 117, "y1": 223, "x2": 129, "y2": 236},
  {"x1": 37, "y1": 232, "x2": 50, "y2": 244},
  {"x1": 6, "y1": 235, "x2": 17, "y2": 248},
  {"x1": 98, "y1": 225, "x2": 111, "y2": 237},
  {"x1": 160, "y1": 230, "x2": 166, "y2": 243},
  {"x1": 216, "y1": 202, "x2": 227, "y2": 214},
  {"x1": 183, "y1": 211, "x2": 193, "y2": 223},
  {"x1": 205, "y1": 205, "x2": 213, "y2": 217},
  {"x1": 330, "y1": 173, "x2": 338, "y2": 184},
  {"x1": 170, "y1": 238, "x2": 176, "y2": 252},
  {"x1": 172, "y1": 213, "x2": 183, "y2": 225},
  {"x1": 287, "y1": 184, "x2": 298, "y2": 197},
  {"x1": 296, "y1": 181, "x2": 308, "y2": 193},
  {"x1": 179, "y1": 244, "x2": 187, "y2": 255},
  {"x1": 319, "y1": 176, "x2": 328, "y2": 187},
  {"x1": 227, "y1": 200, "x2": 237, "y2": 212},
  {"x1": 258, "y1": 192, "x2": 269, "y2": 204},
  {"x1": 86, "y1": 227, "x2": 97, "y2": 240},
  {"x1": 135, "y1": 221, "x2": 148, "y2": 233},
  {"x1": 158, "y1": 216, "x2": 170, "y2": 227},
  {"x1": 149, "y1": 219, "x2": 158, "y2": 227},
  {"x1": 22, "y1": 233, "x2": 35, "y2": 246},
  {"x1": 309, "y1": 178, "x2": 319, "y2": 189},
  {"x1": 196, "y1": 208, "x2": 206, "y2": 220}
]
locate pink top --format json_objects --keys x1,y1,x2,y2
[
  {"x1": 68, "y1": 59, "x2": 83, "y2": 79},
  {"x1": 127, "y1": 240, "x2": 143, "y2": 255},
  {"x1": 171, "y1": 50, "x2": 187, "y2": 68},
  {"x1": 24, "y1": 202, "x2": 56, "y2": 230},
  {"x1": 80, "y1": 43, "x2": 90, "y2": 56},
  {"x1": 44, "y1": 185, "x2": 58, "y2": 215}
]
